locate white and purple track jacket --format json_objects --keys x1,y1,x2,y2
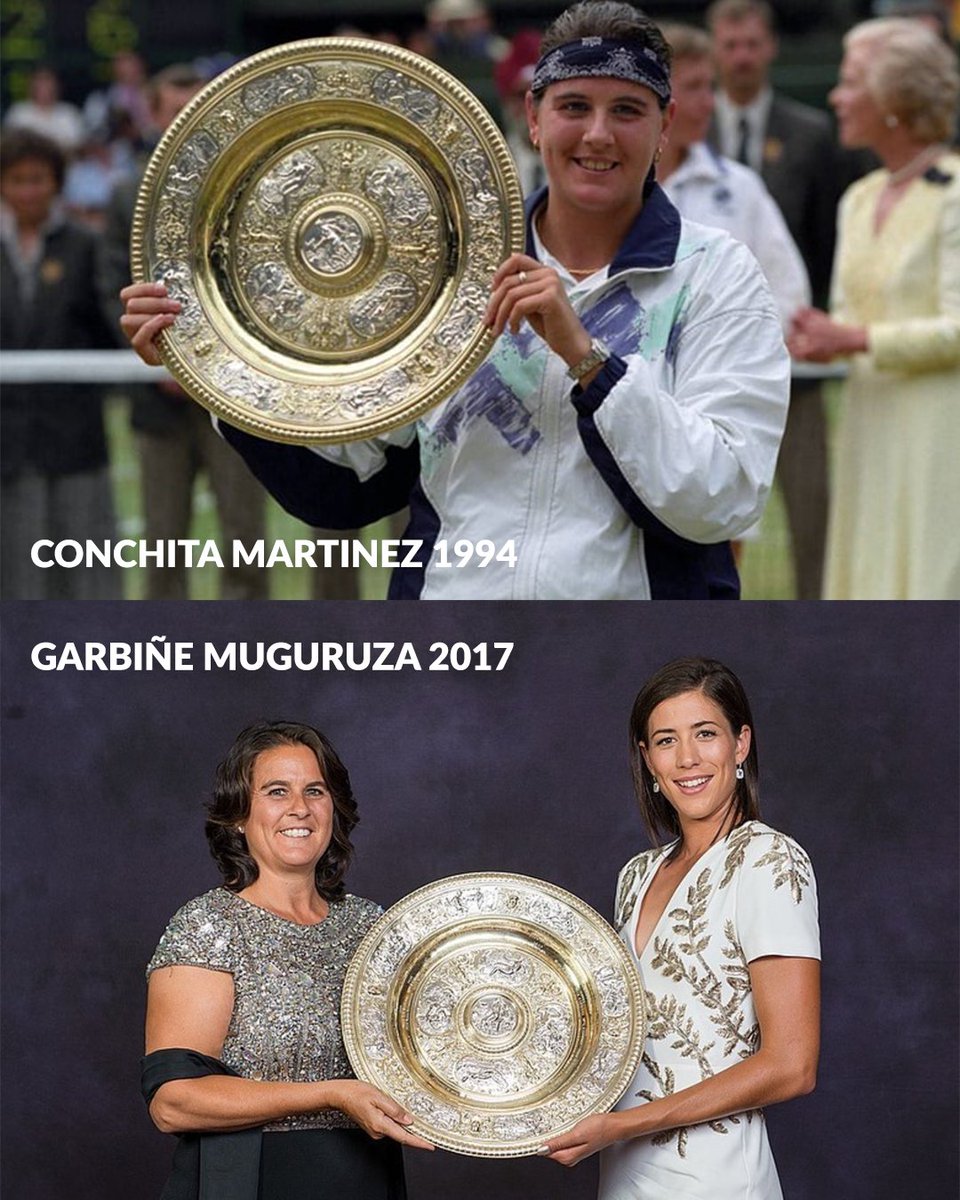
[{"x1": 222, "y1": 185, "x2": 789, "y2": 599}]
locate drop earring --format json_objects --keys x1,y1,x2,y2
[
  {"x1": 735, "y1": 763, "x2": 744, "y2": 780},
  {"x1": 652, "y1": 777, "x2": 660, "y2": 793}
]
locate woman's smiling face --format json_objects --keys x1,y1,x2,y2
[
  {"x1": 241, "y1": 743, "x2": 334, "y2": 877},
  {"x1": 640, "y1": 689, "x2": 751, "y2": 831},
  {"x1": 527, "y1": 76, "x2": 673, "y2": 219}
]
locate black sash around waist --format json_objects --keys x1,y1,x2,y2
[{"x1": 141, "y1": 1048, "x2": 261, "y2": 1200}]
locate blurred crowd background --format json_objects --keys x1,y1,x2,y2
[{"x1": 1, "y1": 0, "x2": 957, "y2": 599}]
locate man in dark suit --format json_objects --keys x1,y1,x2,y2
[{"x1": 706, "y1": 0, "x2": 840, "y2": 599}]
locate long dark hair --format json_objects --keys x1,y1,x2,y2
[
  {"x1": 205, "y1": 721, "x2": 358, "y2": 901},
  {"x1": 629, "y1": 658, "x2": 760, "y2": 854}
]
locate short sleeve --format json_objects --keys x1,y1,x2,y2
[
  {"x1": 341, "y1": 894, "x2": 384, "y2": 940},
  {"x1": 734, "y1": 829, "x2": 820, "y2": 963},
  {"x1": 146, "y1": 891, "x2": 238, "y2": 979}
]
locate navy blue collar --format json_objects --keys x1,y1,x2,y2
[{"x1": 524, "y1": 183, "x2": 681, "y2": 274}]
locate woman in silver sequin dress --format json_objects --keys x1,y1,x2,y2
[{"x1": 142, "y1": 721, "x2": 433, "y2": 1200}]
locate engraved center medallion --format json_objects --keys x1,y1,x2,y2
[
  {"x1": 468, "y1": 992, "x2": 519, "y2": 1039},
  {"x1": 300, "y1": 210, "x2": 364, "y2": 275},
  {"x1": 457, "y1": 983, "x2": 530, "y2": 1055}
]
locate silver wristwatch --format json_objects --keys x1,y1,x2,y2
[{"x1": 567, "y1": 337, "x2": 611, "y2": 382}]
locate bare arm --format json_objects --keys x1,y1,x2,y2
[
  {"x1": 544, "y1": 955, "x2": 819, "y2": 1166},
  {"x1": 145, "y1": 965, "x2": 433, "y2": 1149}
]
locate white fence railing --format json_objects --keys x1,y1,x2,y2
[
  {"x1": 0, "y1": 348, "x2": 849, "y2": 384},
  {"x1": 0, "y1": 349, "x2": 168, "y2": 384}
]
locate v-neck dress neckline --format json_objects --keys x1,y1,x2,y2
[{"x1": 628, "y1": 835, "x2": 732, "y2": 963}]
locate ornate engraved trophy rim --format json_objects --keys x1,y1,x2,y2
[{"x1": 130, "y1": 37, "x2": 524, "y2": 444}]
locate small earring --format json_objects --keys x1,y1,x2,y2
[
  {"x1": 735, "y1": 763, "x2": 744, "y2": 780},
  {"x1": 652, "y1": 777, "x2": 660, "y2": 793},
  {"x1": 884, "y1": 113, "x2": 899, "y2": 129},
  {"x1": 237, "y1": 825, "x2": 245, "y2": 835}
]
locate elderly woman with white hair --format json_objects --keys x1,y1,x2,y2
[{"x1": 788, "y1": 17, "x2": 960, "y2": 599}]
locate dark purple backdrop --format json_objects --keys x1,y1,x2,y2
[{"x1": 2, "y1": 601, "x2": 957, "y2": 1200}]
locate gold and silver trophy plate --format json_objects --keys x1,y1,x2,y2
[
  {"x1": 341, "y1": 873, "x2": 646, "y2": 1157},
  {"x1": 131, "y1": 39, "x2": 524, "y2": 443}
]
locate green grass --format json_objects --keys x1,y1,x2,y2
[
  {"x1": 740, "y1": 380, "x2": 844, "y2": 600},
  {"x1": 106, "y1": 395, "x2": 392, "y2": 599},
  {"x1": 739, "y1": 482, "x2": 796, "y2": 600},
  {"x1": 106, "y1": 393, "x2": 802, "y2": 601}
]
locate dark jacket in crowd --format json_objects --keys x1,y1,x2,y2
[
  {"x1": 1, "y1": 217, "x2": 115, "y2": 482},
  {"x1": 710, "y1": 95, "x2": 843, "y2": 309}
]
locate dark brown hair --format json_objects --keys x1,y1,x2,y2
[
  {"x1": 147, "y1": 64, "x2": 204, "y2": 102},
  {"x1": 0, "y1": 128, "x2": 66, "y2": 190},
  {"x1": 629, "y1": 657, "x2": 760, "y2": 853},
  {"x1": 205, "y1": 721, "x2": 358, "y2": 900},
  {"x1": 540, "y1": 2, "x2": 672, "y2": 80}
]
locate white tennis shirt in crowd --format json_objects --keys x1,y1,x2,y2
[{"x1": 661, "y1": 141, "x2": 810, "y2": 330}]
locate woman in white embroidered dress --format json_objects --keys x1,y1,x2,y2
[{"x1": 543, "y1": 657, "x2": 820, "y2": 1199}]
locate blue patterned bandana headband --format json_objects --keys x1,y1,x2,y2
[{"x1": 530, "y1": 37, "x2": 672, "y2": 106}]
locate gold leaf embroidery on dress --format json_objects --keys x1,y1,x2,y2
[
  {"x1": 720, "y1": 823, "x2": 812, "y2": 903},
  {"x1": 750, "y1": 840, "x2": 812, "y2": 904},
  {"x1": 636, "y1": 1052, "x2": 748, "y2": 1157},
  {"x1": 637, "y1": 1053, "x2": 695, "y2": 1157},
  {"x1": 615, "y1": 851, "x2": 655, "y2": 931},
  {"x1": 644, "y1": 989, "x2": 716, "y2": 1076}
]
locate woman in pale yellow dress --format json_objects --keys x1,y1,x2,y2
[{"x1": 789, "y1": 18, "x2": 959, "y2": 599}]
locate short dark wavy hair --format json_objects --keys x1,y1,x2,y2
[
  {"x1": 629, "y1": 658, "x2": 761, "y2": 855},
  {"x1": 205, "y1": 721, "x2": 358, "y2": 900}
]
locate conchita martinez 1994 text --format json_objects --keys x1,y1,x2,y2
[{"x1": 29, "y1": 538, "x2": 519, "y2": 570}]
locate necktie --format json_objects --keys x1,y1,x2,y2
[{"x1": 736, "y1": 115, "x2": 751, "y2": 167}]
